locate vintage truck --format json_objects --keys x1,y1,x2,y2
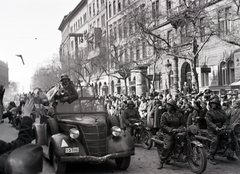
[{"x1": 33, "y1": 86, "x2": 135, "y2": 174}]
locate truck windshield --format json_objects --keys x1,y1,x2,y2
[{"x1": 55, "y1": 98, "x2": 106, "y2": 113}]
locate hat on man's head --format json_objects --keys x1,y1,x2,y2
[
  {"x1": 127, "y1": 100, "x2": 135, "y2": 106},
  {"x1": 209, "y1": 97, "x2": 221, "y2": 105},
  {"x1": 166, "y1": 99, "x2": 178, "y2": 110},
  {"x1": 60, "y1": 74, "x2": 70, "y2": 81},
  {"x1": 204, "y1": 88, "x2": 212, "y2": 94}
]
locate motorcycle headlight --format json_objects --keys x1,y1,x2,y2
[
  {"x1": 111, "y1": 126, "x2": 122, "y2": 137},
  {"x1": 69, "y1": 128, "x2": 80, "y2": 139}
]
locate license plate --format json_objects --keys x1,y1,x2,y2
[{"x1": 65, "y1": 147, "x2": 79, "y2": 153}]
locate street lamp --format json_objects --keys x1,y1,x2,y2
[{"x1": 165, "y1": 59, "x2": 172, "y2": 93}]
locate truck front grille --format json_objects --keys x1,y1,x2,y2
[{"x1": 80, "y1": 124, "x2": 107, "y2": 156}]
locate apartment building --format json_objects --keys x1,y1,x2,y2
[{"x1": 59, "y1": 0, "x2": 240, "y2": 96}]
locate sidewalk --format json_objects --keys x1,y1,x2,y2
[{"x1": 0, "y1": 119, "x2": 18, "y2": 142}]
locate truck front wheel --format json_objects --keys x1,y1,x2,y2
[
  {"x1": 115, "y1": 156, "x2": 131, "y2": 170},
  {"x1": 53, "y1": 151, "x2": 66, "y2": 174}
]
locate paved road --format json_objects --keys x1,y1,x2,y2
[{"x1": 1, "y1": 118, "x2": 240, "y2": 174}]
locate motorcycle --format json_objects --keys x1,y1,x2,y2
[
  {"x1": 195, "y1": 122, "x2": 240, "y2": 160},
  {"x1": 127, "y1": 118, "x2": 153, "y2": 149},
  {"x1": 151, "y1": 125, "x2": 207, "y2": 174}
]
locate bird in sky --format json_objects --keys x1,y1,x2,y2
[{"x1": 15, "y1": 54, "x2": 25, "y2": 65}]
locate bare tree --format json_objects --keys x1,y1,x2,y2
[
  {"x1": 31, "y1": 55, "x2": 61, "y2": 91},
  {"x1": 125, "y1": 1, "x2": 217, "y2": 93}
]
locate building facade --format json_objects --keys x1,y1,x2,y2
[
  {"x1": 59, "y1": 0, "x2": 240, "y2": 97},
  {"x1": 0, "y1": 60, "x2": 9, "y2": 87}
]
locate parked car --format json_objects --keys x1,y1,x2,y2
[{"x1": 33, "y1": 86, "x2": 135, "y2": 174}]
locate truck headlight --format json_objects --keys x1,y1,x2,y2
[
  {"x1": 111, "y1": 126, "x2": 121, "y2": 137},
  {"x1": 69, "y1": 128, "x2": 80, "y2": 139}
]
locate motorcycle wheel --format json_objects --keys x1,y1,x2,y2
[
  {"x1": 235, "y1": 140, "x2": 240, "y2": 160},
  {"x1": 187, "y1": 145, "x2": 207, "y2": 174},
  {"x1": 141, "y1": 130, "x2": 153, "y2": 150}
]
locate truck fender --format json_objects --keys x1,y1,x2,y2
[
  {"x1": 49, "y1": 133, "x2": 86, "y2": 157},
  {"x1": 33, "y1": 124, "x2": 47, "y2": 145},
  {"x1": 108, "y1": 130, "x2": 134, "y2": 153},
  {"x1": 46, "y1": 117, "x2": 59, "y2": 137}
]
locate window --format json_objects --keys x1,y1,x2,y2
[
  {"x1": 97, "y1": 18, "x2": 100, "y2": 27},
  {"x1": 113, "y1": 1, "x2": 116, "y2": 15},
  {"x1": 118, "y1": 23, "x2": 122, "y2": 39},
  {"x1": 228, "y1": 60, "x2": 235, "y2": 84},
  {"x1": 110, "y1": 28, "x2": 113, "y2": 37},
  {"x1": 89, "y1": 6, "x2": 92, "y2": 17},
  {"x1": 101, "y1": 14, "x2": 105, "y2": 27},
  {"x1": 129, "y1": 21, "x2": 133, "y2": 34},
  {"x1": 167, "y1": 30, "x2": 173, "y2": 46},
  {"x1": 83, "y1": 13, "x2": 87, "y2": 23},
  {"x1": 80, "y1": 17, "x2": 82, "y2": 26},
  {"x1": 101, "y1": 0, "x2": 104, "y2": 4},
  {"x1": 125, "y1": 45, "x2": 129, "y2": 62},
  {"x1": 152, "y1": 0, "x2": 159, "y2": 19},
  {"x1": 167, "y1": 0, "x2": 172, "y2": 10},
  {"x1": 156, "y1": 0, "x2": 159, "y2": 18},
  {"x1": 218, "y1": 7, "x2": 231, "y2": 37},
  {"x1": 123, "y1": 0, "x2": 125, "y2": 8},
  {"x1": 170, "y1": 70, "x2": 174, "y2": 88},
  {"x1": 200, "y1": 18, "x2": 205, "y2": 42},
  {"x1": 136, "y1": 43, "x2": 140, "y2": 60},
  {"x1": 142, "y1": 41, "x2": 146, "y2": 58},
  {"x1": 152, "y1": 2, "x2": 156, "y2": 19},
  {"x1": 201, "y1": 67, "x2": 209, "y2": 87},
  {"x1": 220, "y1": 62, "x2": 227, "y2": 85},
  {"x1": 180, "y1": 24, "x2": 191, "y2": 43},
  {"x1": 119, "y1": 50, "x2": 123, "y2": 63},
  {"x1": 109, "y1": 4, "x2": 112, "y2": 18},
  {"x1": 123, "y1": 20, "x2": 127, "y2": 38},
  {"x1": 118, "y1": 0, "x2": 121, "y2": 12},
  {"x1": 97, "y1": 0, "x2": 99, "y2": 11},
  {"x1": 93, "y1": 3, "x2": 95, "y2": 16},
  {"x1": 114, "y1": 26, "x2": 117, "y2": 39},
  {"x1": 130, "y1": 46, "x2": 134, "y2": 62},
  {"x1": 71, "y1": 40, "x2": 74, "y2": 50}
]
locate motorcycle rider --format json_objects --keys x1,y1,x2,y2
[
  {"x1": 122, "y1": 100, "x2": 141, "y2": 136},
  {"x1": 158, "y1": 99, "x2": 186, "y2": 169},
  {"x1": 206, "y1": 97, "x2": 227, "y2": 165}
]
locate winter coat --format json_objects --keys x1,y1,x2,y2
[{"x1": 0, "y1": 117, "x2": 33, "y2": 172}]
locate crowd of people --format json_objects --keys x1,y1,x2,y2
[
  {"x1": 103, "y1": 88, "x2": 240, "y2": 168},
  {"x1": 1, "y1": 76, "x2": 240, "y2": 173}
]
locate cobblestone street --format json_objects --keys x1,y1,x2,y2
[{"x1": 1, "y1": 118, "x2": 240, "y2": 174}]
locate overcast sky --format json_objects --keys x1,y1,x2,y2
[{"x1": 0, "y1": 0, "x2": 80, "y2": 92}]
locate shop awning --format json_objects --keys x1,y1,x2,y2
[{"x1": 229, "y1": 81, "x2": 240, "y2": 86}]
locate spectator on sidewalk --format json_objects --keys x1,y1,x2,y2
[{"x1": 0, "y1": 85, "x2": 42, "y2": 174}]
